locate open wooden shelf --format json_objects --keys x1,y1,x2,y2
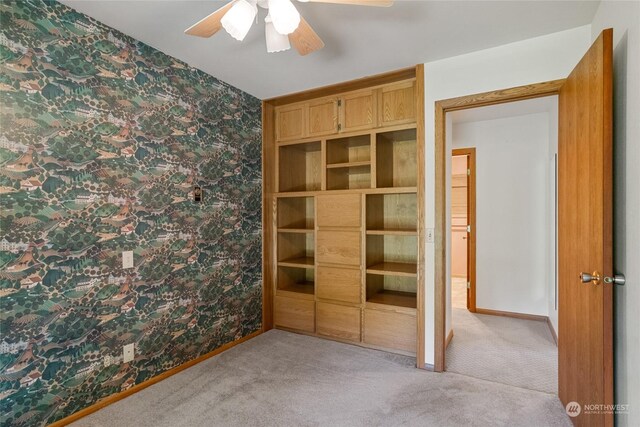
[
  {"x1": 366, "y1": 193, "x2": 417, "y2": 233},
  {"x1": 366, "y1": 262, "x2": 417, "y2": 277},
  {"x1": 367, "y1": 290, "x2": 417, "y2": 309},
  {"x1": 278, "y1": 257, "x2": 315, "y2": 268},
  {"x1": 279, "y1": 282, "x2": 315, "y2": 298},
  {"x1": 326, "y1": 134, "x2": 371, "y2": 165},
  {"x1": 366, "y1": 229, "x2": 417, "y2": 236},
  {"x1": 277, "y1": 265, "x2": 314, "y2": 300},
  {"x1": 366, "y1": 273, "x2": 417, "y2": 309},
  {"x1": 279, "y1": 141, "x2": 322, "y2": 192},
  {"x1": 327, "y1": 164, "x2": 371, "y2": 190},
  {"x1": 278, "y1": 228, "x2": 314, "y2": 234},
  {"x1": 366, "y1": 234, "x2": 417, "y2": 278},
  {"x1": 376, "y1": 128, "x2": 417, "y2": 188},
  {"x1": 326, "y1": 160, "x2": 371, "y2": 169},
  {"x1": 278, "y1": 230, "x2": 314, "y2": 269},
  {"x1": 277, "y1": 197, "x2": 314, "y2": 230}
]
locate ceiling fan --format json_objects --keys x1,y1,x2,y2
[{"x1": 184, "y1": 0, "x2": 393, "y2": 55}]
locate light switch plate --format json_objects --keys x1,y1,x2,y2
[
  {"x1": 122, "y1": 251, "x2": 134, "y2": 269},
  {"x1": 123, "y1": 343, "x2": 134, "y2": 363},
  {"x1": 426, "y1": 228, "x2": 435, "y2": 243}
]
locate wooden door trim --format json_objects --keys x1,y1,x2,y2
[
  {"x1": 452, "y1": 147, "x2": 476, "y2": 313},
  {"x1": 262, "y1": 101, "x2": 276, "y2": 331},
  {"x1": 434, "y1": 79, "x2": 565, "y2": 372},
  {"x1": 415, "y1": 64, "x2": 426, "y2": 369}
]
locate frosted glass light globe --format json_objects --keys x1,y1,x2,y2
[
  {"x1": 221, "y1": 0, "x2": 258, "y2": 41},
  {"x1": 268, "y1": 0, "x2": 301, "y2": 35}
]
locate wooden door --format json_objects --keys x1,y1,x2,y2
[
  {"x1": 558, "y1": 29, "x2": 613, "y2": 427},
  {"x1": 340, "y1": 90, "x2": 376, "y2": 132},
  {"x1": 308, "y1": 98, "x2": 338, "y2": 137}
]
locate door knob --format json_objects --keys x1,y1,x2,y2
[
  {"x1": 580, "y1": 271, "x2": 601, "y2": 285},
  {"x1": 604, "y1": 274, "x2": 626, "y2": 286}
]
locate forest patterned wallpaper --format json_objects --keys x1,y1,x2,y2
[{"x1": 0, "y1": 1, "x2": 262, "y2": 425}]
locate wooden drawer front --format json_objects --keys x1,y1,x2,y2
[
  {"x1": 276, "y1": 105, "x2": 305, "y2": 141},
  {"x1": 274, "y1": 296, "x2": 315, "y2": 332},
  {"x1": 317, "y1": 194, "x2": 362, "y2": 228},
  {"x1": 364, "y1": 309, "x2": 416, "y2": 353},
  {"x1": 317, "y1": 230, "x2": 361, "y2": 266},
  {"x1": 308, "y1": 99, "x2": 338, "y2": 137},
  {"x1": 379, "y1": 81, "x2": 416, "y2": 127},
  {"x1": 317, "y1": 266, "x2": 361, "y2": 304},
  {"x1": 317, "y1": 302, "x2": 361, "y2": 342}
]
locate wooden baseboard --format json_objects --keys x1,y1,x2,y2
[
  {"x1": 475, "y1": 307, "x2": 547, "y2": 322},
  {"x1": 48, "y1": 330, "x2": 262, "y2": 427},
  {"x1": 445, "y1": 329, "x2": 454, "y2": 349},
  {"x1": 546, "y1": 317, "x2": 558, "y2": 345}
]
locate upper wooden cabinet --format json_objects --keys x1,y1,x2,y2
[
  {"x1": 276, "y1": 104, "x2": 306, "y2": 142},
  {"x1": 308, "y1": 98, "x2": 339, "y2": 137},
  {"x1": 379, "y1": 80, "x2": 416, "y2": 127},
  {"x1": 340, "y1": 90, "x2": 376, "y2": 132},
  {"x1": 274, "y1": 79, "x2": 417, "y2": 142}
]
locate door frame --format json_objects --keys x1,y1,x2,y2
[
  {"x1": 434, "y1": 79, "x2": 565, "y2": 372},
  {"x1": 451, "y1": 147, "x2": 476, "y2": 312}
]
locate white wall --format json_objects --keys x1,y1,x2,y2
[
  {"x1": 591, "y1": 2, "x2": 640, "y2": 425},
  {"x1": 422, "y1": 25, "x2": 592, "y2": 367},
  {"x1": 451, "y1": 113, "x2": 550, "y2": 316}
]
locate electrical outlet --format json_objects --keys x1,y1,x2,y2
[
  {"x1": 103, "y1": 355, "x2": 112, "y2": 367},
  {"x1": 122, "y1": 251, "x2": 134, "y2": 269},
  {"x1": 123, "y1": 343, "x2": 135, "y2": 363},
  {"x1": 426, "y1": 228, "x2": 435, "y2": 243}
]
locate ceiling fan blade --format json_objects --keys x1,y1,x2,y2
[
  {"x1": 289, "y1": 17, "x2": 325, "y2": 56},
  {"x1": 300, "y1": 0, "x2": 393, "y2": 6},
  {"x1": 184, "y1": 1, "x2": 236, "y2": 38}
]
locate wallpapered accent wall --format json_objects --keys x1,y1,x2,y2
[{"x1": 0, "y1": 1, "x2": 262, "y2": 425}]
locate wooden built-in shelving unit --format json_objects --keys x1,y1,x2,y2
[{"x1": 263, "y1": 66, "x2": 424, "y2": 358}]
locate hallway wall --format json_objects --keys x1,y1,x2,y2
[{"x1": 452, "y1": 113, "x2": 550, "y2": 316}]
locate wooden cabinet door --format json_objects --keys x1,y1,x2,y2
[
  {"x1": 340, "y1": 90, "x2": 376, "y2": 132},
  {"x1": 317, "y1": 230, "x2": 361, "y2": 266},
  {"x1": 276, "y1": 103, "x2": 305, "y2": 142},
  {"x1": 317, "y1": 302, "x2": 361, "y2": 341},
  {"x1": 317, "y1": 194, "x2": 362, "y2": 228},
  {"x1": 308, "y1": 98, "x2": 338, "y2": 137},
  {"x1": 274, "y1": 295, "x2": 315, "y2": 332},
  {"x1": 379, "y1": 80, "x2": 416, "y2": 127},
  {"x1": 364, "y1": 308, "x2": 416, "y2": 353}
]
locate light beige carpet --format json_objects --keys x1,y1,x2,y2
[
  {"x1": 451, "y1": 277, "x2": 468, "y2": 309},
  {"x1": 446, "y1": 308, "x2": 558, "y2": 394},
  {"x1": 73, "y1": 329, "x2": 569, "y2": 427}
]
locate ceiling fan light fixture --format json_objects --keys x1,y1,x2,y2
[
  {"x1": 221, "y1": 0, "x2": 258, "y2": 41},
  {"x1": 268, "y1": 0, "x2": 301, "y2": 35},
  {"x1": 265, "y1": 15, "x2": 291, "y2": 53}
]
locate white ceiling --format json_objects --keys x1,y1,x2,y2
[{"x1": 60, "y1": 0, "x2": 600, "y2": 99}]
